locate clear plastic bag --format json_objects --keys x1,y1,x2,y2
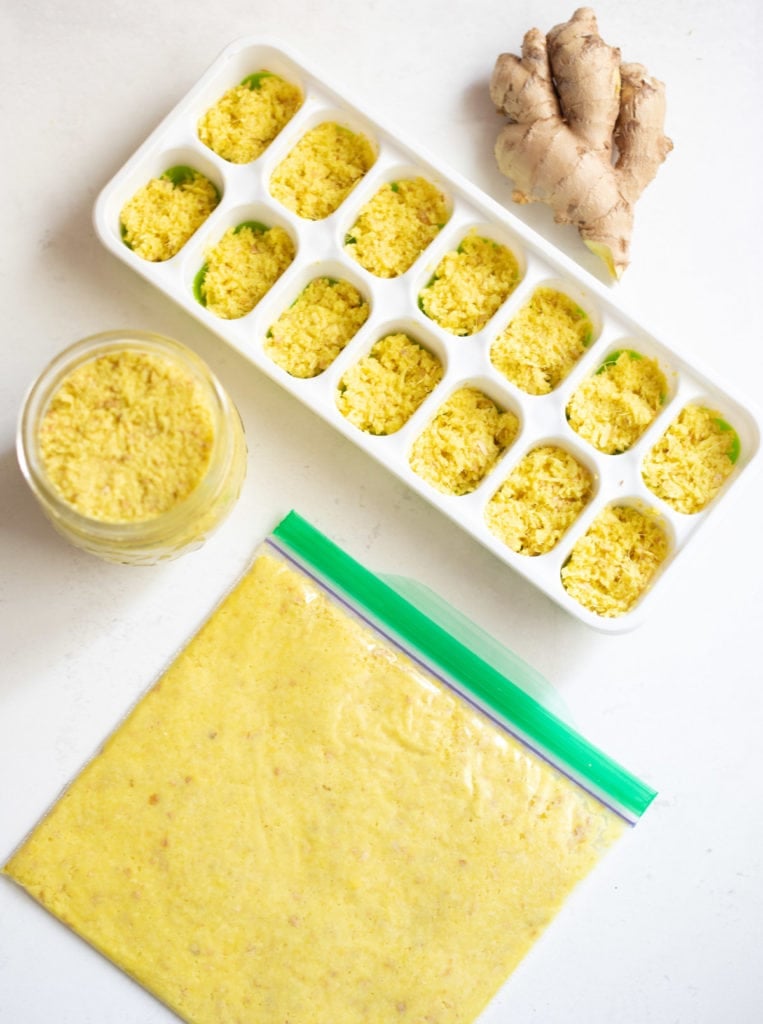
[{"x1": 4, "y1": 511, "x2": 655, "y2": 1023}]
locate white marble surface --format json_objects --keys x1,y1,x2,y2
[{"x1": 1, "y1": 1, "x2": 762, "y2": 1021}]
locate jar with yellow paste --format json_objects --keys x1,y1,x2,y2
[{"x1": 18, "y1": 330, "x2": 246, "y2": 564}]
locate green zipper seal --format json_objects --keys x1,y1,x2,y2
[{"x1": 272, "y1": 511, "x2": 656, "y2": 821}]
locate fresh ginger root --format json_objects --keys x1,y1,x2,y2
[{"x1": 490, "y1": 7, "x2": 673, "y2": 278}]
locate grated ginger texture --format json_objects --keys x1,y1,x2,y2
[
  {"x1": 37, "y1": 351, "x2": 214, "y2": 523},
  {"x1": 270, "y1": 122, "x2": 376, "y2": 220},
  {"x1": 120, "y1": 171, "x2": 219, "y2": 262},
  {"x1": 197, "y1": 72, "x2": 302, "y2": 164},
  {"x1": 409, "y1": 387, "x2": 519, "y2": 496},
  {"x1": 566, "y1": 350, "x2": 666, "y2": 454},
  {"x1": 418, "y1": 233, "x2": 520, "y2": 336},
  {"x1": 199, "y1": 225, "x2": 295, "y2": 320},
  {"x1": 561, "y1": 504, "x2": 669, "y2": 617},
  {"x1": 491, "y1": 287, "x2": 593, "y2": 395},
  {"x1": 641, "y1": 405, "x2": 739, "y2": 514},
  {"x1": 485, "y1": 445, "x2": 593, "y2": 556},
  {"x1": 337, "y1": 333, "x2": 442, "y2": 436},
  {"x1": 345, "y1": 178, "x2": 450, "y2": 278},
  {"x1": 265, "y1": 277, "x2": 370, "y2": 378}
]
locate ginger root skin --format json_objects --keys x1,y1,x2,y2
[{"x1": 490, "y1": 7, "x2": 673, "y2": 278}]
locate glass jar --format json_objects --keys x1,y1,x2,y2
[{"x1": 17, "y1": 330, "x2": 247, "y2": 564}]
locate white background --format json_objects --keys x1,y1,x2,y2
[{"x1": 1, "y1": 1, "x2": 762, "y2": 1021}]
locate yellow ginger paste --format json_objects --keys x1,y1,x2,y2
[
  {"x1": 486, "y1": 445, "x2": 593, "y2": 556},
  {"x1": 37, "y1": 350, "x2": 214, "y2": 523},
  {"x1": 270, "y1": 122, "x2": 376, "y2": 220},
  {"x1": 409, "y1": 387, "x2": 519, "y2": 495},
  {"x1": 199, "y1": 224, "x2": 295, "y2": 320},
  {"x1": 566, "y1": 350, "x2": 667, "y2": 454},
  {"x1": 641, "y1": 404, "x2": 739, "y2": 513},
  {"x1": 265, "y1": 277, "x2": 369, "y2": 378},
  {"x1": 345, "y1": 177, "x2": 449, "y2": 277},
  {"x1": 4, "y1": 551, "x2": 625, "y2": 1024},
  {"x1": 120, "y1": 170, "x2": 219, "y2": 262},
  {"x1": 491, "y1": 287, "x2": 593, "y2": 395},
  {"x1": 197, "y1": 72, "x2": 302, "y2": 164},
  {"x1": 337, "y1": 332, "x2": 442, "y2": 435},
  {"x1": 418, "y1": 233, "x2": 520, "y2": 336},
  {"x1": 561, "y1": 504, "x2": 669, "y2": 617}
]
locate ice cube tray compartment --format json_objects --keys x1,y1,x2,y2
[{"x1": 93, "y1": 36, "x2": 762, "y2": 631}]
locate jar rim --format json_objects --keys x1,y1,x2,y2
[{"x1": 17, "y1": 330, "x2": 239, "y2": 546}]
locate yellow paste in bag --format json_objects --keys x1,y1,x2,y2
[{"x1": 4, "y1": 551, "x2": 624, "y2": 1024}]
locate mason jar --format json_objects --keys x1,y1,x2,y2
[{"x1": 17, "y1": 330, "x2": 247, "y2": 564}]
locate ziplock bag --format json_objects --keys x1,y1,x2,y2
[{"x1": 4, "y1": 511, "x2": 655, "y2": 1023}]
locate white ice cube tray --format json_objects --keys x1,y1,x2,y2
[{"x1": 93, "y1": 36, "x2": 761, "y2": 632}]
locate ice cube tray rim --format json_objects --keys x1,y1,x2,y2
[{"x1": 92, "y1": 34, "x2": 762, "y2": 633}]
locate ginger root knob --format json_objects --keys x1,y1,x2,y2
[{"x1": 490, "y1": 7, "x2": 673, "y2": 278}]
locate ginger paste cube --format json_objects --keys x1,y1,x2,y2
[
  {"x1": 566, "y1": 350, "x2": 667, "y2": 454},
  {"x1": 561, "y1": 504, "x2": 669, "y2": 617},
  {"x1": 337, "y1": 333, "x2": 442, "y2": 435},
  {"x1": 418, "y1": 233, "x2": 520, "y2": 336},
  {"x1": 409, "y1": 387, "x2": 519, "y2": 496},
  {"x1": 345, "y1": 178, "x2": 449, "y2": 278},
  {"x1": 197, "y1": 71, "x2": 302, "y2": 164},
  {"x1": 485, "y1": 445, "x2": 593, "y2": 556},
  {"x1": 120, "y1": 168, "x2": 219, "y2": 262},
  {"x1": 270, "y1": 122, "x2": 376, "y2": 220},
  {"x1": 491, "y1": 287, "x2": 593, "y2": 395},
  {"x1": 641, "y1": 404, "x2": 739, "y2": 513},
  {"x1": 197, "y1": 223, "x2": 295, "y2": 320},
  {"x1": 265, "y1": 277, "x2": 370, "y2": 379}
]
